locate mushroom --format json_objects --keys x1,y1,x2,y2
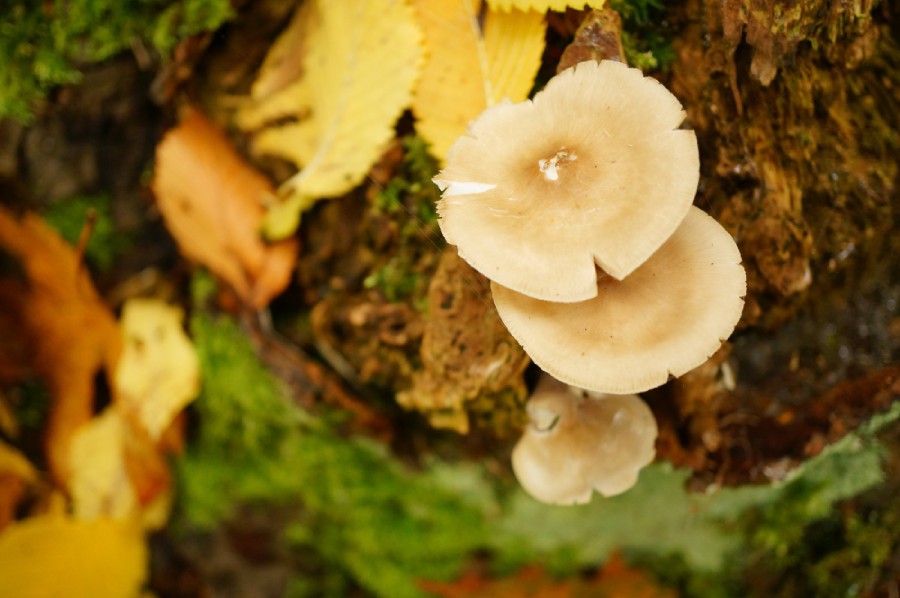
[
  {"x1": 492, "y1": 206, "x2": 746, "y2": 394},
  {"x1": 434, "y1": 59, "x2": 699, "y2": 302},
  {"x1": 512, "y1": 375, "x2": 657, "y2": 505}
]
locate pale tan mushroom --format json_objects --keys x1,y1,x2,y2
[
  {"x1": 435, "y1": 59, "x2": 698, "y2": 302},
  {"x1": 512, "y1": 375, "x2": 657, "y2": 505},
  {"x1": 492, "y1": 206, "x2": 746, "y2": 394}
]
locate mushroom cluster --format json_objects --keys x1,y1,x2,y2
[
  {"x1": 435, "y1": 59, "x2": 746, "y2": 396},
  {"x1": 434, "y1": 60, "x2": 746, "y2": 504}
]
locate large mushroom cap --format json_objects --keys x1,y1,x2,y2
[
  {"x1": 511, "y1": 376, "x2": 657, "y2": 505},
  {"x1": 492, "y1": 206, "x2": 747, "y2": 394},
  {"x1": 435, "y1": 59, "x2": 699, "y2": 302}
]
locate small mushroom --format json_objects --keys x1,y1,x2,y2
[
  {"x1": 435, "y1": 59, "x2": 699, "y2": 302},
  {"x1": 492, "y1": 206, "x2": 746, "y2": 394},
  {"x1": 512, "y1": 375, "x2": 657, "y2": 505}
]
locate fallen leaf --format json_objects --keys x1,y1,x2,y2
[
  {"x1": 119, "y1": 408, "x2": 172, "y2": 519},
  {"x1": 238, "y1": 1, "x2": 316, "y2": 121},
  {"x1": 0, "y1": 511, "x2": 146, "y2": 598},
  {"x1": 420, "y1": 566, "x2": 570, "y2": 598},
  {"x1": 556, "y1": 6, "x2": 627, "y2": 71},
  {"x1": 486, "y1": 0, "x2": 602, "y2": 11},
  {"x1": 68, "y1": 409, "x2": 138, "y2": 521},
  {"x1": 0, "y1": 391, "x2": 18, "y2": 438},
  {"x1": 68, "y1": 407, "x2": 172, "y2": 528},
  {"x1": 240, "y1": 0, "x2": 423, "y2": 239},
  {"x1": 0, "y1": 207, "x2": 121, "y2": 485},
  {"x1": 0, "y1": 440, "x2": 37, "y2": 531},
  {"x1": 420, "y1": 555, "x2": 675, "y2": 598},
  {"x1": 115, "y1": 298, "x2": 200, "y2": 440},
  {"x1": 152, "y1": 107, "x2": 299, "y2": 308},
  {"x1": 69, "y1": 298, "x2": 197, "y2": 524},
  {"x1": 411, "y1": 0, "x2": 546, "y2": 161},
  {"x1": 0, "y1": 440, "x2": 35, "y2": 483},
  {"x1": 590, "y1": 552, "x2": 678, "y2": 598}
]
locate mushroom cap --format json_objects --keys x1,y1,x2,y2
[
  {"x1": 511, "y1": 376, "x2": 657, "y2": 505},
  {"x1": 435, "y1": 59, "x2": 699, "y2": 302},
  {"x1": 492, "y1": 206, "x2": 747, "y2": 394}
]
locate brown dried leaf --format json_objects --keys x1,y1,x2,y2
[
  {"x1": 152, "y1": 107, "x2": 299, "y2": 309},
  {"x1": 0, "y1": 440, "x2": 37, "y2": 532},
  {"x1": 556, "y1": 7, "x2": 626, "y2": 72},
  {"x1": 421, "y1": 555, "x2": 675, "y2": 598},
  {"x1": 0, "y1": 207, "x2": 121, "y2": 485}
]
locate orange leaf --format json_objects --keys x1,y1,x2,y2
[
  {"x1": 152, "y1": 107, "x2": 299, "y2": 309},
  {"x1": 0, "y1": 440, "x2": 37, "y2": 532},
  {"x1": 0, "y1": 207, "x2": 121, "y2": 485},
  {"x1": 420, "y1": 556, "x2": 676, "y2": 598}
]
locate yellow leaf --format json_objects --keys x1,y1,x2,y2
[
  {"x1": 0, "y1": 513, "x2": 146, "y2": 598},
  {"x1": 115, "y1": 298, "x2": 200, "y2": 441},
  {"x1": 68, "y1": 408, "x2": 173, "y2": 528},
  {"x1": 68, "y1": 409, "x2": 137, "y2": 521},
  {"x1": 247, "y1": 0, "x2": 315, "y2": 104},
  {"x1": 0, "y1": 207, "x2": 122, "y2": 485},
  {"x1": 244, "y1": 0, "x2": 423, "y2": 239},
  {"x1": 486, "y1": 0, "x2": 603, "y2": 11},
  {"x1": 411, "y1": 0, "x2": 545, "y2": 162},
  {"x1": 235, "y1": 0, "x2": 317, "y2": 131}
]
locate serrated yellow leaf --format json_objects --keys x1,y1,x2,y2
[
  {"x1": 486, "y1": 0, "x2": 602, "y2": 11},
  {"x1": 411, "y1": 0, "x2": 546, "y2": 162},
  {"x1": 0, "y1": 513, "x2": 146, "y2": 598},
  {"x1": 248, "y1": 1, "x2": 315, "y2": 103},
  {"x1": 236, "y1": 1, "x2": 317, "y2": 131},
  {"x1": 246, "y1": 0, "x2": 423, "y2": 239},
  {"x1": 115, "y1": 298, "x2": 200, "y2": 441}
]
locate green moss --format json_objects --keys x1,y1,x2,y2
[
  {"x1": 611, "y1": 0, "x2": 676, "y2": 71},
  {"x1": 363, "y1": 258, "x2": 421, "y2": 303},
  {"x1": 42, "y1": 194, "x2": 127, "y2": 271},
  {"x1": 176, "y1": 312, "x2": 900, "y2": 596},
  {"x1": 373, "y1": 136, "x2": 440, "y2": 229},
  {"x1": 8, "y1": 379, "x2": 52, "y2": 437},
  {"x1": 726, "y1": 407, "x2": 900, "y2": 596},
  {"x1": 177, "y1": 313, "x2": 488, "y2": 598},
  {"x1": 0, "y1": 0, "x2": 233, "y2": 122},
  {"x1": 177, "y1": 313, "x2": 300, "y2": 525},
  {"x1": 367, "y1": 135, "x2": 441, "y2": 306}
]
